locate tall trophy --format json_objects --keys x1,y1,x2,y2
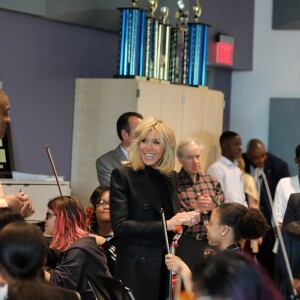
[
  {"x1": 144, "y1": 0, "x2": 159, "y2": 78},
  {"x1": 170, "y1": 1, "x2": 189, "y2": 84},
  {"x1": 117, "y1": 0, "x2": 147, "y2": 77},
  {"x1": 187, "y1": 1, "x2": 209, "y2": 86},
  {"x1": 154, "y1": 6, "x2": 171, "y2": 81}
]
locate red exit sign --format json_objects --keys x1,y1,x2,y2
[{"x1": 213, "y1": 34, "x2": 234, "y2": 66}]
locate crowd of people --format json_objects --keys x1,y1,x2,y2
[{"x1": 1, "y1": 89, "x2": 300, "y2": 300}]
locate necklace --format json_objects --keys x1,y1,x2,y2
[{"x1": 225, "y1": 243, "x2": 242, "y2": 252}]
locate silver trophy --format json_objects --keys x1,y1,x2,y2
[
  {"x1": 154, "y1": 6, "x2": 171, "y2": 81},
  {"x1": 170, "y1": 1, "x2": 189, "y2": 84},
  {"x1": 145, "y1": 0, "x2": 159, "y2": 78}
]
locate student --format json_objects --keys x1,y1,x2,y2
[
  {"x1": 0, "y1": 221, "x2": 80, "y2": 300},
  {"x1": 277, "y1": 221, "x2": 300, "y2": 299},
  {"x1": 192, "y1": 252, "x2": 283, "y2": 300},
  {"x1": 44, "y1": 196, "x2": 111, "y2": 300},
  {"x1": 274, "y1": 144, "x2": 300, "y2": 228},
  {"x1": 207, "y1": 131, "x2": 247, "y2": 206},
  {"x1": 165, "y1": 203, "x2": 269, "y2": 293},
  {"x1": 88, "y1": 185, "x2": 116, "y2": 273}
]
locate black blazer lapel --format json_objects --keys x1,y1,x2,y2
[
  {"x1": 133, "y1": 169, "x2": 164, "y2": 214},
  {"x1": 162, "y1": 174, "x2": 180, "y2": 214}
]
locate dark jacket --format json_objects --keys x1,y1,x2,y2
[
  {"x1": 110, "y1": 165, "x2": 180, "y2": 300},
  {"x1": 243, "y1": 152, "x2": 289, "y2": 223},
  {"x1": 283, "y1": 192, "x2": 300, "y2": 228},
  {"x1": 49, "y1": 236, "x2": 111, "y2": 300}
]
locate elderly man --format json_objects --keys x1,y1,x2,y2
[
  {"x1": 176, "y1": 138, "x2": 225, "y2": 271},
  {"x1": 0, "y1": 89, "x2": 34, "y2": 217}
]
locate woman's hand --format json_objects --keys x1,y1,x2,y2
[{"x1": 167, "y1": 211, "x2": 200, "y2": 230}]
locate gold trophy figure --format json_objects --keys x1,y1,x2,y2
[
  {"x1": 149, "y1": 0, "x2": 158, "y2": 17},
  {"x1": 193, "y1": 0, "x2": 202, "y2": 22},
  {"x1": 156, "y1": 6, "x2": 171, "y2": 81}
]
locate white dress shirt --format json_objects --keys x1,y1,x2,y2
[
  {"x1": 207, "y1": 156, "x2": 247, "y2": 207},
  {"x1": 273, "y1": 175, "x2": 300, "y2": 223}
]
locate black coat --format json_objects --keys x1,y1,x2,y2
[
  {"x1": 283, "y1": 192, "x2": 300, "y2": 228},
  {"x1": 110, "y1": 165, "x2": 180, "y2": 300},
  {"x1": 243, "y1": 152, "x2": 289, "y2": 223}
]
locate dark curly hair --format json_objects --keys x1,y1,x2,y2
[{"x1": 215, "y1": 203, "x2": 270, "y2": 241}]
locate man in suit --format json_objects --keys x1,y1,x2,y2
[
  {"x1": 243, "y1": 138, "x2": 289, "y2": 279},
  {"x1": 283, "y1": 192, "x2": 300, "y2": 227},
  {"x1": 96, "y1": 112, "x2": 143, "y2": 186},
  {"x1": 0, "y1": 89, "x2": 34, "y2": 217}
]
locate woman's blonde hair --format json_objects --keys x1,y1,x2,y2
[{"x1": 128, "y1": 117, "x2": 176, "y2": 175}]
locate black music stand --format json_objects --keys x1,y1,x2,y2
[{"x1": 87, "y1": 273, "x2": 135, "y2": 300}]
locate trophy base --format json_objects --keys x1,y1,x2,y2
[{"x1": 113, "y1": 74, "x2": 147, "y2": 80}]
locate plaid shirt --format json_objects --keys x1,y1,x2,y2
[{"x1": 177, "y1": 168, "x2": 225, "y2": 237}]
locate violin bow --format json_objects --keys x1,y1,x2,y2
[
  {"x1": 160, "y1": 208, "x2": 172, "y2": 299},
  {"x1": 45, "y1": 145, "x2": 63, "y2": 197},
  {"x1": 260, "y1": 171, "x2": 297, "y2": 297},
  {"x1": 171, "y1": 225, "x2": 184, "y2": 299}
]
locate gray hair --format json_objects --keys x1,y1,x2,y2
[{"x1": 176, "y1": 138, "x2": 204, "y2": 159}]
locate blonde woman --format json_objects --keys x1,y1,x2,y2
[{"x1": 110, "y1": 117, "x2": 199, "y2": 300}]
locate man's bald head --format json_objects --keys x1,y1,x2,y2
[{"x1": 246, "y1": 138, "x2": 267, "y2": 168}]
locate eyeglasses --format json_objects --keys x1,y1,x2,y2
[
  {"x1": 97, "y1": 199, "x2": 110, "y2": 207},
  {"x1": 46, "y1": 212, "x2": 56, "y2": 220},
  {"x1": 204, "y1": 220, "x2": 220, "y2": 227}
]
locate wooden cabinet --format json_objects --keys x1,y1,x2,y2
[{"x1": 71, "y1": 78, "x2": 224, "y2": 206}]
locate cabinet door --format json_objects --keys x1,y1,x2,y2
[
  {"x1": 137, "y1": 80, "x2": 183, "y2": 136},
  {"x1": 72, "y1": 79, "x2": 139, "y2": 206},
  {"x1": 182, "y1": 86, "x2": 223, "y2": 172}
]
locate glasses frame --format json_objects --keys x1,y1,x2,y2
[
  {"x1": 46, "y1": 212, "x2": 56, "y2": 220},
  {"x1": 96, "y1": 199, "x2": 110, "y2": 207}
]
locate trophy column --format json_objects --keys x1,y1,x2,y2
[
  {"x1": 186, "y1": 1, "x2": 209, "y2": 86},
  {"x1": 117, "y1": 4, "x2": 146, "y2": 77},
  {"x1": 154, "y1": 7, "x2": 171, "y2": 81},
  {"x1": 187, "y1": 22, "x2": 209, "y2": 86},
  {"x1": 169, "y1": 4, "x2": 189, "y2": 84}
]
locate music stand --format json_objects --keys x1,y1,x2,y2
[{"x1": 87, "y1": 273, "x2": 135, "y2": 300}]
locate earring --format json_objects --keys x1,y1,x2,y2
[{"x1": 221, "y1": 232, "x2": 225, "y2": 236}]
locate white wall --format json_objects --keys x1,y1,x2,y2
[{"x1": 230, "y1": 0, "x2": 300, "y2": 149}]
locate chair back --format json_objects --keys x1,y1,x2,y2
[{"x1": 87, "y1": 273, "x2": 135, "y2": 300}]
